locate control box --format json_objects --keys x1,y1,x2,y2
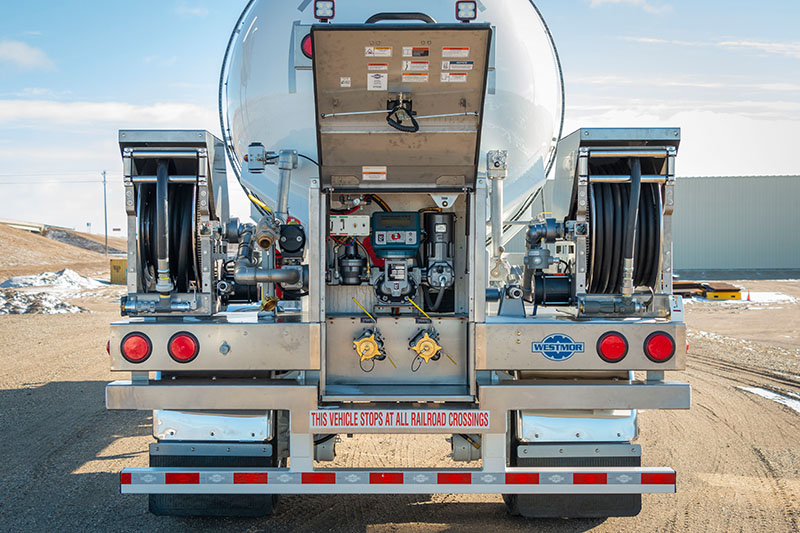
[{"x1": 371, "y1": 212, "x2": 421, "y2": 258}]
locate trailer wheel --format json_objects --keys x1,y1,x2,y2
[{"x1": 148, "y1": 452, "x2": 278, "y2": 517}]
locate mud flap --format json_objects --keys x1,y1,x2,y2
[
  {"x1": 148, "y1": 453, "x2": 278, "y2": 517},
  {"x1": 505, "y1": 453, "x2": 642, "y2": 518}
]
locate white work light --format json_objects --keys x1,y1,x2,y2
[
  {"x1": 456, "y1": 1, "x2": 477, "y2": 22},
  {"x1": 314, "y1": 0, "x2": 335, "y2": 21}
]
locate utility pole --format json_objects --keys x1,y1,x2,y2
[{"x1": 102, "y1": 170, "x2": 108, "y2": 257}]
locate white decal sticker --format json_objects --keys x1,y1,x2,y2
[
  {"x1": 339, "y1": 77, "x2": 351, "y2": 88},
  {"x1": 367, "y1": 73, "x2": 388, "y2": 91},
  {"x1": 441, "y1": 72, "x2": 468, "y2": 83},
  {"x1": 442, "y1": 47, "x2": 470, "y2": 58},
  {"x1": 402, "y1": 73, "x2": 429, "y2": 83},
  {"x1": 310, "y1": 410, "x2": 491, "y2": 430},
  {"x1": 403, "y1": 46, "x2": 430, "y2": 57},
  {"x1": 441, "y1": 60, "x2": 474, "y2": 71},
  {"x1": 365, "y1": 46, "x2": 393, "y2": 57},
  {"x1": 362, "y1": 166, "x2": 388, "y2": 181},
  {"x1": 367, "y1": 63, "x2": 388, "y2": 71},
  {"x1": 402, "y1": 60, "x2": 429, "y2": 72}
]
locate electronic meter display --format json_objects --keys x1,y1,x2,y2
[{"x1": 371, "y1": 212, "x2": 421, "y2": 258}]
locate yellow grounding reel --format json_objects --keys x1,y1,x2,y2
[{"x1": 409, "y1": 327, "x2": 443, "y2": 370}]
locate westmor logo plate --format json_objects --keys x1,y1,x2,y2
[{"x1": 532, "y1": 334, "x2": 585, "y2": 361}]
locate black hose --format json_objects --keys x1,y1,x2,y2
[
  {"x1": 624, "y1": 159, "x2": 642, "y2": 262},
  {"x1": 155, "y1": 159, "x2": 169, "y2": 276},
  {"x1": 609, "y1": 184, "x2": 623, "y2": 293},
  {"x1": 599, "y1": 183, "x2": 613, "y2": 293}
]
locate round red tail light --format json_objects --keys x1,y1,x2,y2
[
  {"x1": 301, "y1": 34, "x2": 313, "y2": 59},
  {"x1": 120, "y1": 333, "x2": 152, "y2": 363},
  {"x1": 597, "y1": 332, "x2": 628, "y2": 363},
  {"x1": 168, "y1": 332, "x2": 199, "y2": 363},
  {"x1": 644, "y1": 332, "x2": 676, "y2": 362}
]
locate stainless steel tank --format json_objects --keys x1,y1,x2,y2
[{"x1": 220, "y1": 0, "x2": 564, "y2": 225}]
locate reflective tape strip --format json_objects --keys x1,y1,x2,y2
[
  {"x1": 573, "y1": 473, "x2": 607, "y2": 485},
  {"x1": 302, "y1": 472, "x2": 336, "y2": 484},
  {"x1": 166, "y1": 472, "x2": 199, "y2": 484},
  {"x1": 119, "y1": 468, "x2": 676, "y2": 492},
  {"x1": 234, "y1": 472, "x2": 268, "y2": 484},
  {"x1": 506, "y1": 472, "x2": 539, "y2": 484},
  {"x1": 438, "y1": 472, "x2": 471, "y2": 484},
  {"x1": 642, "y1": 472, "x2": 676, "y2": 485},
  {"x1": 370, "y1": 472, "x2": 403, "y2": 484}
]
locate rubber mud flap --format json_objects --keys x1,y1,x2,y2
[
  {"x1": 148, "y1": 453, "x2": 278, "y2": 517},
  {"x1": 505, "y1": 453, "x2": 641, "y2": 518}
]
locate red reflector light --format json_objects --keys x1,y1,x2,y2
[
  {"x1": 302, "y1": 472, "x2": 336, "y2": 484},
  {"x1": 438, "y1": 472, "x2": 471, "y2": 484},
  {"x1": 234, "y1": 472, "x2": 268, "y2": 484},
  {"x1": 120, "y1": 472, "x2": 131, "y2": 485},
  {"x1": 370, "y1": 472, "x2": 404, "y2": 484},
  {"x1": 644, "y1": 332, "x2": 676, "y2": 362},
  {"x1": 168, "y1": 332, "x2": 199, "y2": 363},
  {"x1": 642, "y1": 472, "x2": 676, "y2": 485},
  {"x1": 301, "y1": 34, "x2": 313, "y2": 59},
  {"x1": 106, "y1": 340, "x2": 110, "y2": 355},
  {"x1": 120, "y1": 333, "x2": 152, "y2": 363},
  {"x1": 165, "y1": 472, "x2": 199, "y2": 485},
  {"x1": 506, "y1": 472, "x2": 539, "y2": 484},
  {"x1": 574, "y1": 473, "x2": 607, "y2": 484},
  {"x1": 596, "y1": 332, "x2": 628, "y2": 363}
]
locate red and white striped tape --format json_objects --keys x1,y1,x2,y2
[{"x1": 120, "y1": 467, "x2": 676, "y2": 495}]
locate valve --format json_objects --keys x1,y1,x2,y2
[
  {"x1": 353, "y1": 328, "x2": 387, "y2": 366},
  {"x1": 409, "y1": 327, "x2": 443, "y2": 367}
]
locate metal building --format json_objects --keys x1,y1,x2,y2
[
  {"x1": 504, "y1": 175, "x2": 800, "y2": 277},
  {"x1": 673, "y1": 175, "x2": 800, "y2": 274}
]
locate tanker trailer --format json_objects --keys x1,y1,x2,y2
[{"x1": 106, "y1": 0, "x2": 689, "y2": 519}]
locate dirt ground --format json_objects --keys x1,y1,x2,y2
[{"x1": 1, "y1": 278, "x2": 799, "y2": 531}]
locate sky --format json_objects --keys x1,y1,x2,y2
[{"x1": 0, "y1": 0, "x2": 798, "y2": 234}]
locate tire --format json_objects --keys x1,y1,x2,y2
[
  {"x1": 505, "y1": 452, "x2": 642, "y2": 519},
  {"x1": 148, "y1": 452, "x2": 278, "y2": 517}
]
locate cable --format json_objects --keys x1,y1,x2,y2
[{"x1": 298, "y1": 153, "x2": 319, "y2": 167}]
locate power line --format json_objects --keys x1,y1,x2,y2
[{"x1": 0, "y1": 180, "x2": 108, "y2": 185}]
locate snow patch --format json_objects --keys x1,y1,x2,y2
[
  {"x1": 0, "y1": 289, "x2": 83, "y2": 315},
  {"x1": 737, "y1": 386, "x2": 800, "y2": 415}
]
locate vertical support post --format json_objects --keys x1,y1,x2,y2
[
  {"x1": 102, "y1": 170, "x2": 108, "y2": 257},
  {"x1": 486, "y1": 150, "x2": 508, "y2": 283},
  {"x1": 481, "y1": 433, "x2": 508, "y2": 471},
  {"x1": 289, "y1": 432, "x2": 315, "y2": 472}
]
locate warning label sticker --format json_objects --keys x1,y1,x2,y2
[
  {"x1": 365, "y1": 46, "x2": 393, "y2": 57},
  {"x1": 310, "y1": 410, "x2": 491, "y2": 430},
  {"x1": 402, "y1": 72, "x2": 429, "y2": 83},
  {"x1": 367, "y1": 63, "x2": 389, "y2": 71},
  {"x1": 367, "y1": 73, "x2": 388, "y2": 91},
  {"x1": 339, "y1": 77, "x2": 351, "y2": 88},
  {"x1": 402, "y1": 60, "x2": 429, "y2": 72},
  {"x1": 441, "y1": 72, "x2": 468, "y2": 83},
  {"x1": 441, "y1": 60, "x2": 474, "y2": 71},
  {"x1": 403, "y1": 46, "x2": 430, "y2": 57},
  {"x1": 442, "y1": 47, "x2": 470, "y2": 58},
  {"x1": 362, "y1": 166, "x2": 388, "y2": 181}
]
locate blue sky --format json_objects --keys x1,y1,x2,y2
[{"x1": 1, "y1": 0, "x2": 798, "y2": 233}]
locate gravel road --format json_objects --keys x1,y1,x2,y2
[{"x1": 1, "y1": 284, "x2": 799, "y2": 532}]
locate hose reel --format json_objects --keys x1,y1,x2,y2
[
  {"x1": 587, "y1": 159, "x2": 663, "y2": 294},
  {"x1": 137, "y1": 167, "x2": 200, "y2": 294}
]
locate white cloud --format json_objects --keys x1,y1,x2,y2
[
  {"x1": 625, "y1": 36, "x2": 800, "y2": 60},
  {"x1": 571, "y1": 75, "x2": 800, "y2": 93},
  {"x1": 0, "y1": 99, "x2": 217, "y2": 126},
  {"x1": 590, "y1": 0, "x2": 671, "y2": 15},
  {"x1": 0, "y1": 40, "x2": 55, "y2": 70},
  {"x1": 175, "y1": 1, "x2": 208, "y2": 17}
]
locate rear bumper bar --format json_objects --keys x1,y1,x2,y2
[
  {"x1": 106, "y1": 380, "x2": 690, "y2": 434},
  {"x1": 120, "y1": 466, "x2": 676, "y2": 495}
]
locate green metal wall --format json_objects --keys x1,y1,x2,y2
[{"x1": 673, "y1": 176, "x2": 800, "y2": 270}]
